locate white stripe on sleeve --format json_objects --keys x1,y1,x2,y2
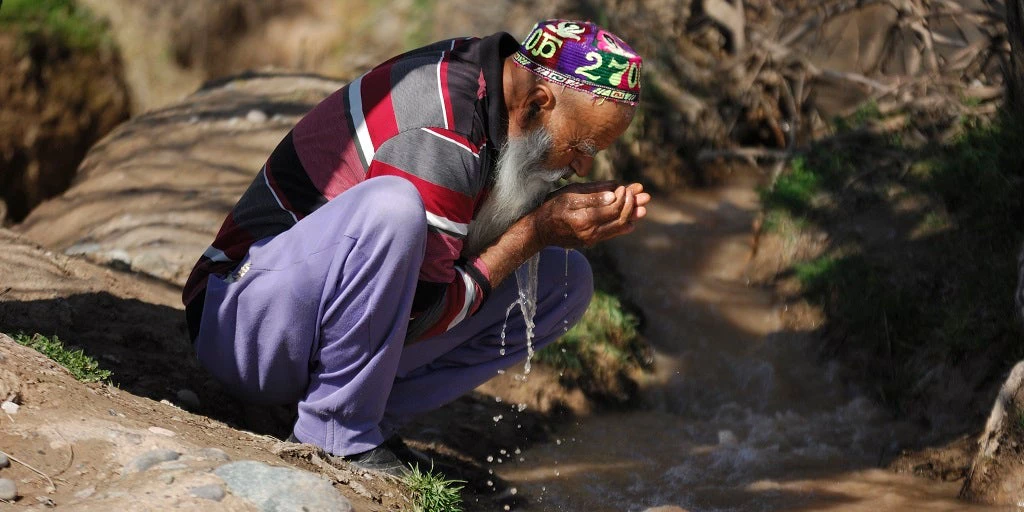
[
  {"x1": 348, "y1": 75, "x2": 376, "y2": 164},
  {"x1": 447, "y1": 267, "x2": 477, "y2": 330},
  {"x1": 425, "y1": 211, "x2": 469, "y2": 237}
]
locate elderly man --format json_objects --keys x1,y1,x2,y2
[{"x1": 183, "y1": 19, "x2": 649, "y2": 475}]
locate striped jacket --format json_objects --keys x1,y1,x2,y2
[{"x1": 183, "y1": 33, "x2": 520, "y2": 341}]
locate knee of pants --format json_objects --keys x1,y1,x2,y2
[
  {"x1": 557, "y1": 248, "x2": 595, "y2": 323},
  {"x1": 350, "y1": 176, "x2": 427, "y2": 244}
]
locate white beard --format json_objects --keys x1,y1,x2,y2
[{"x1": 463, "y1": 128, "x2": 567, "y2": 256}]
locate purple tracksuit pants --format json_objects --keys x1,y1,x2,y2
[{"x1": 193, "y1": 176, "x2": 593, "y2": 456}]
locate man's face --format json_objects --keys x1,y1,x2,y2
[{"x1": 536, "y1": 92, "x2": 636, "y2": 179}]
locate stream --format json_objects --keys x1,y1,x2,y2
[{"x1": 498, "y1": 171, "x2": 1004, "y2": 511}]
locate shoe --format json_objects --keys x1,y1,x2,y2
[
  {"x1": 341, "y1": 444, "x2": 410, "y2": 478},
  {"x1": 383, "y1": 435, "x2": 435, "y2": 470}
]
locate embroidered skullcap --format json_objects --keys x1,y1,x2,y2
[{"x1": 513, "y1": 19, "x2": 642, "y2": 105}]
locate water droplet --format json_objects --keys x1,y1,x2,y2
[
  {"x1": 556, "y1": 439, "x2": 562, "y2": 445},
  {"x1": 487, "y1": 480, "x2": 493, "y2": 487},
  {"x1": 500, "y1": 449, "x2": 507, "y2": 455},
  {"x1": 510, "y1": 487, "x2": 518, "y2": 495},
  {"x1": 516, "y1": 403, "x2": 527, "y2": 412},
  {"x1": 487, "y1": 455, "x2": 494, "y2": 462},
  {"x1": 495, "y1": 396, "x2": 502, "y2": 403}
]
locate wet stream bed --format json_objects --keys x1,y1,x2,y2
[{"x1": 493, "y1": 171, "x2": 1006, "y2": 511}]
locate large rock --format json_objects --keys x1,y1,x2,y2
[
  {"x1": 960, "y1": 360, "x2": 1024, "y2": 504},
  {"x1": 17, "y1": 73, "x2": 343, "y2": 287}
]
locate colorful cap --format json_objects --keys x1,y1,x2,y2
[{"x1": 514, "y1": 20, "x2": 642, "y2": 105}]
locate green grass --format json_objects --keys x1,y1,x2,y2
[
  {"x1": 833, "y1": 99, "x2": 883, "y2": 133},
  {"x1": 10, "y1": 332, "x2": 111, "y2": 383},
  {"x1": 759, "y1": 156, "x2": 821, "y2": 215},
  {"x1": 536, "y1": 289, "x2": 644, "y2": 400},
  {"x1": 0, "y1": 0, "x2": 110, "y2": 52},
  {"x1": 403, "y1": 464, "x2": 464, "y2": 512}
]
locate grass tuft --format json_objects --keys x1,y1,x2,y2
[
  {"x1": 759, "y1": 156, "x2": 820, "y2": 215},
  {"x1": 536, "y1": 290, "x2": 645, "y2": 400},
  {"x1": 403, "y1": 464, "x2": 464, "y2": 512},
  {"x1": 10, "y1": 332, "x2": 111, "y2": 383},
  {"x1": 0, "y1": 0, "x2": 110, "y2": 52}
]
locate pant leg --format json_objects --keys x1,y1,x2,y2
[
  {"x1": 380, "y1": 247, "x2": 594, "y2": 432},
  {"x1": 194, "y1": 176, "x2": 426, "y2": 455}
]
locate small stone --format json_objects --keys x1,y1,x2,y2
[
  {"x1": 0, "y1": 478, "x2": 16, "y2": 500},
  {"x1": 196, "y1": 447, "x2": 230, "y2": 462},
  {"x1": 718, "y1": 429, "x2": 739, "y2": 446},
  {"x1": 158, "y1": 474, "x2": 175, "y2": 485},
  {"x1": 0, "y1": 452, "x2": 8, "y2": 468},
  {"x1": 190, "y1": 484, "x2": 225, "y2": 502},
  {"x1": 175, "y1": 389, "x2": 200, "y2": 409},
  {"x1": 1, "y1": 401, "x2": 19, "y2": 415},
  {"x1": 245, "y1": 109, "x2": 268, "y2": 123},
  {"x1": 148, "y1": 426, "x2": 176, "y2": 437},
  {"x1": 126, "y1": 449, "x2": 180, "y2": 473},
  {"x1": 36, "y1": 495, "x2": 56, "y2": 507},
  {"x1": 73, "y1": 487, "x2": 95, "y2": 499}
]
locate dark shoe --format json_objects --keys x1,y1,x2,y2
[
  {"x1": 383, "y1": 435, "x2": 434, "y2": 470},
  {"x1": 341, "y1": 444, "x2": 410, "y2": 478}
]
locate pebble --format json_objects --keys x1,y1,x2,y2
[
  {"x1": 176, "y1": 389, "x2": 201, "y2": 409},
  {"x1": 246, "y1": 109, "x2": 268, "y2": 123},
  {"x1": 0, "y1": 478, "x2": 16, "y2": 501},
  {"x1": 1, "y1": 401, "x2": 19, "y2": 415},
  {"x1": 126, "y1": 449, "x2": 180, "y2": 473},
  {"x1": 214, "y1": 460, "x2": 353, "y2": 511},
  {"x1": 190, "y1": 484, "x2": 226, "y2": 502},
  {"x1": 0, "y1": 452, "x2": 8, "y2": 468},
  {"x1": 196, "y1": 447, "x2": 231, "y2": 462},
  {"x1": 148, "y1": 426, "x2": 176, "y2": 437}
]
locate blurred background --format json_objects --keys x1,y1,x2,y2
[{"x1": 1, "y1": 0, "x2": 1023, "y2": 509}]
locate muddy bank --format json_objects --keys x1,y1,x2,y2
[{"x1": 0, "y1": 28, "x2": 130, "y2": 224}]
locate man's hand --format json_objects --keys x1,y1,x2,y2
[{"x1": 530, "y1": 180, "x2": 650, "y2": 248}]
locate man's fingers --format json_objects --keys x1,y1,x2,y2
[
  {"x1": 635, "y1": 192, "x2": 651, "y2": 206},
  {"x1": 617, "y1": 188, "x2": 635, "y2": 225}
]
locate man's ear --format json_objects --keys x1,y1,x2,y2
[{"x1": 515, "y1": 83, "x2": 557, "y2": 130}]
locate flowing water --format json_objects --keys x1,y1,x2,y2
[{"x1": 497, "y1": 171, "x2": 1005, "y2": 511}]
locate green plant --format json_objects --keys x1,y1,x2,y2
[
  {"x1": 403, "y1": 464, "x2": 464, "y2": 512},
  {"x1": 10, "y1": 332, "x2": 111, "y2": 383},
  {"x1": 0, "y1": 0, "x2": 110, "y2": 52},
  {"x1": 760, "y1": 156, "x2": 821, "y2": 214},
  {"x1": 537, "y1": 290, "x2": 642, "y2": 392}
]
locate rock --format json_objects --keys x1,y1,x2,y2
[
  {"x1": 147, "y1": 426, "x2": 176, "y2": 437},
  {"x1": 190, "y1": 484, "x2": 226, "y2": 502},
  {"x1": 0, "y1": 478, "x2": 16, "y2": 501},
  {"x1": 0, "y1": 452, "x2": 8, "y2": 468},
  {"x1": 196, "y1": 447, "x2": 231, "y2": 462},
  {"x1": 718, "y1": 429, "x2": 739, "y2": 446},
  {"x1": 175, "y1": 389, "x2": 201, "y2": 409},
  {"x1": 73, "y1": 487, "x2": 95, "y2": 499},
  {"x1": 960, "y1": 360, "x2": 1024, "y2": 504},
  {"x1": 642, "y1": 507, "x2": 689, "y2": 512},
  {"x1": 214, "y1": 460, "x2": 353, "y2": 512},
  {"x1": 0, "y1": 401, "x2": 18, "y2": 415},
  {"x1": 126, "y1": 449, "x2": 180, "y2": 473},
  {"x1": 246, "y1": 109, "x2": 268, "y2": 123}
]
